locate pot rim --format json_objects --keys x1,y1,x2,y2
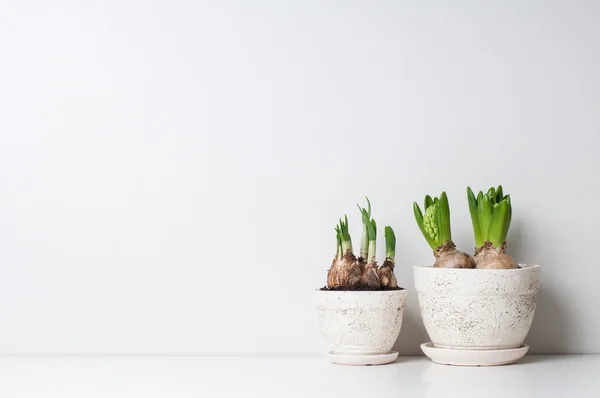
[{"x1": 413, "y1": 263, "x2": 539, "y2": 271}]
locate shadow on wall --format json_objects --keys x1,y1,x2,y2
[
  {"x1": 526, "y1": 288, "x2": 572, "y2": 353},
  {"x1": 509, "y1": 219, "x2": 575, "y2": 354},
  {"x1": 393, "y1": 302, "x2": 428, "y2": 355},
  {"x1": 392, "y1": 265, "x2": 428, "y2": 355}
]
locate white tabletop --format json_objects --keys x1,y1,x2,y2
[{"x1": 0, "y1": 355, "x2": 596, "y2": 397}]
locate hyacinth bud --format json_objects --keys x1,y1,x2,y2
[{"x1": 424, "y1": 205, "x2": 438, "y2": 242}]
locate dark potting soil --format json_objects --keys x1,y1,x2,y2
[{"x1": 319, "y1": 285, "x2": 405, "y2": 292}]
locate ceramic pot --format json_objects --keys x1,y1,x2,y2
[
  {"x1": 413, "y1": 264, "x2": 539, "y2": 350},
  {"x1": 315, "y1": 290, "x2": 407, "y2": 355}
]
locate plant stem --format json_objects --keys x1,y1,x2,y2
[
  {"x1": 335, "y1": 225, "x2": 342, "y2": 260},
  {"x1": 342, "y1": 240, "x2": 351, "y2": 255},
  {"x1": 366, "y1": 217, "x2": 377, "y2": 262},
  {"x1": 368, "y1": 240, "x2": 377, "y2": 263},
  {"x1": 357, "y1": 199, "x2": 371, "y2": 259},
  {"x1": 360, "y1": 224, "x2": 368, "y2": 258}
]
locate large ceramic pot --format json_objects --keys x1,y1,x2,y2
[
  {"x1": 413, "y1": 264, "x2": 539, "y2": 350},
  {"x1": 315, "y1": 290, "x2": 407, "y2": 355}
]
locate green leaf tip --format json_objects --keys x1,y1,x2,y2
[{"x1": 424, "y1": 195, "x2": 433, "y2": 210}]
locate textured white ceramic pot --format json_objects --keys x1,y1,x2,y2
[
  {"x1": 315, "y1": 290, "x2": 407, "y2": 355},
  {"x1": 413, "y1": 264, "x2": 540, "y2": 350}
]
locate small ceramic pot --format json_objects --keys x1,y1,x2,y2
[
  {"x1": 315, "y1": 290, "x2": 407, "y2": 355},
  {"x1": 413, "y1": 264, "x2": 540, "y2": 350}
]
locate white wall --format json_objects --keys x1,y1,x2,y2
[{"x1": 0, "y1": 0, "x2": 598, "y2": 355}]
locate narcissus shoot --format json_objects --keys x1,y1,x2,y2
[
  {"x1": 326, "y1": 198, "x2": 400, "y2": 290},
  {"x1": 336, "y1": 215, "x2": 353, "y2": 259},
  {"x1": 378, "y1": 226, "x2": 398, "y2": 288},
  {"x1": 356, "y1": 197, "x2": 371, "y2": 261},
  {"x1": 385, "y1": 226, "x2": 396, "y2": 262}
]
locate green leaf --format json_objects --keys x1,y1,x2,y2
[
  {"x1": 413, "y1": 202, "x2": 438, "y2": 251},
  {"x1": 384, "y1": 226, "x2": 395, "y2": 246},
  {"x1": 487, "y1": 187, "x2": 496, "y2": 206},
  {"x1": 467, "y1": 186, "x2": 484, "y2": 248},
  {"x1": 345, "y1": 214, "x2": 350, "y2": 241},
  {"x1": 479, "y1": 193, "x2": 492, "y2": 242},
  {"x1": 366, "y1": 218, "x2": 376, "y2": 241},
  {"x1": 385, "y1": 226, "x2": 396, "y2": 259},
  {"x1": 488, "y1": 200, "x2": 509, "y2": 247},
  {"x1": 506, "y1": 195, "x2": 512, "y2": 235},
  {"x1": 339, "y1": 217, "x2": 348, "y2": 241},
  {"x1": 437, "y1": 191, "x2": 451, "y2": 244},
  {"x1": 357, "y1": 197, "x2": 372, "y2": 229},
  {"x1": 357, "y1": 206, "x2": 369, "y2": 226}
]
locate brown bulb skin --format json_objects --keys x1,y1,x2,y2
[
  {"x1": 433, "y1": 241, "x2": 476, "y2": 269},
  {"x1": 474, "y1": 242, "x2": 518, "y2": 269}
]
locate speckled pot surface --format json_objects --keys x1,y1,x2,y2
[
  {"x1": 315, "y1": 290, "x2": 407, "y2": 355},
  {"x1": 414, "y1": 264, "x2": 540, "y2": 350}
]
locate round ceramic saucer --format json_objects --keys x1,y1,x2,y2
[
  {"x1": 328, "y1": 350, "x2": 399, "y2": 366},
  {"x1": 421, "y1": 342, "x2": 529, "y2": 366}
]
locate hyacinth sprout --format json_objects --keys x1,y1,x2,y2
[
  {"x1": 413, "y1": 192, "x2": 475, "y2": 269},
  {"x1": 467, "y1": 185, "x2": 517, "y2": 269}
]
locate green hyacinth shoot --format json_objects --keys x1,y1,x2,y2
[
  {"x1": 413, "y1": 192, "x2": 452, "y2": 251},
  {"x1": 467, "y1": 185, "x2": 512, "y2": 249}
]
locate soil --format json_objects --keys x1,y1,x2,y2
[{"x1": 319, "y1": 285, "x2": 404, "y2": 291}]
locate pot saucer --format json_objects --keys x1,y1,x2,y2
[
  {"x1": 328, "y1": 350, "x2": 399, "y2": 366},
  {"x1": 421, "y1": 342, "x2": 529, "y2": 366}
]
